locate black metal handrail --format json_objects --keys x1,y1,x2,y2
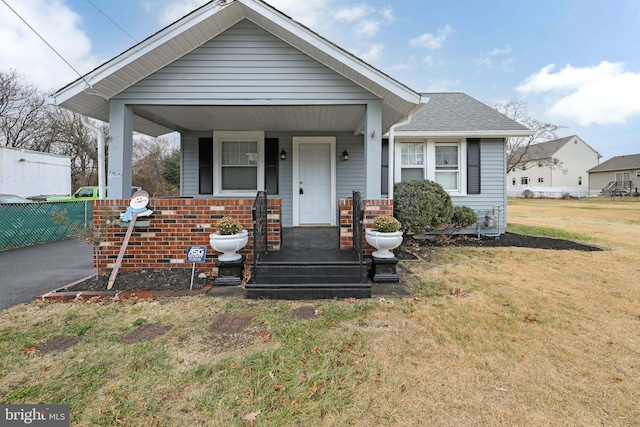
[
  {"x1": 252, "y1": 191, "x2": 268, "y2": 268},
  {"x1": 352, "y1": 191, "x2": 365, "y2": 282}
]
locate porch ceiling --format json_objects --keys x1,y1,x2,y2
[{"x1": 133, "y1": 104, "x2": 367, "y2": 132}]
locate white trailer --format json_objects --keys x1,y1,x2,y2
[{"x1": 0, "y1": 146, "x2": 71, "y2": 198}]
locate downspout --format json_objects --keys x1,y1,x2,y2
[
  {"x1": 80, "y1": 116, "x2": 106, "y2": 200},
  {"x1": 387, "y1": 114, "x2": 414, "y2": 199}
]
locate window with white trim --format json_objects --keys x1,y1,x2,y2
[
  {"x1": 521, "y1": 177, "x2": 529, "y2": 185},
  {"x1": 435, "y1": 143, "x2": 459, "y2": 191},
  {"x1": 213, "y1": 131, "x2": 264, "y2": 195},
  {"x1": 221, "y1": 141, "x2": 258, "y2": 190},
  {"x1": 400, "y1": 142, "x2": 424, "y2": 181},
  {"x1": 636, "y1": 170, "x2": 640, "y2": 178},
  {"x1": 538, "y1": 177, "x2": 544, "y2": 183},
  {"x1": 398, "y1": 139, "x2": 467, "y2": 194}
]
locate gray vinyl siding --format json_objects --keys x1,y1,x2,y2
[
  {"x1": 450, "y1": 138, "x2": 507, "y2": 234},
  {"x1": 114, "y1": 19, "x2": 375, "y2": 104},
  {"x1": 181, "y1": 131, "x2": 212, "y2": 196}
]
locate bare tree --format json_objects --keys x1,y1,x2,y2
[
  {"x1": 132, "y1": 135, "x2": 179, "y2": 196},
  {"x1": 46, "y1": 108, "x2": 101, "y2": 188},
  {"x1": 0, "y1": 69, "x2": 50, "y2": 150},
  {"x1": 493, "y1": 99, "x2": 565, "y2": 173}
]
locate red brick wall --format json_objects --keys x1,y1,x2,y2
[
  {"x1": 339, "y1": 198, "x2": 394, "y2": 253},
  {"x1": 92, "y1": 198, "x2": 281, "y2": 274}
]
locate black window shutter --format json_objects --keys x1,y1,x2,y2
[
  {"x1": 199, "y1": 137, "x2": 213, "y2": 194},
  {"x1": 381, "y1": 138, "x2": 389, "y2": 196},
  {"x1": 264, "y1": 138, "x2": 279, "y2": 195},
  {"x1": 467, "y1": 139, "x2": 481, "y2": 194}
]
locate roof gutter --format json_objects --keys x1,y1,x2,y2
[
  {"x1": 80, "y1": 116, "x2": 106, "y2": 200},
  {"x1": 386, "y1": 115, "x2": 414, "y2": 199}
]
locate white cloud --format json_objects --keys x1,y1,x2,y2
[
  {"x1": 409, "y1": 25, "x2": 452, "y2": 50},
  {"x1": 357, "y1": 20, "x2": 381, "y2": 38},
  {"x1": 335, "y1": 5, "x2": 368, "y2": 22},
  {"x1": 357, "y1": 43, "x2": 384, "y2": 63},
  {"x1": 425, "y1": 78, "x2": 460, "y2": 92},
  {"x1": 159, "y1": 0, "x2": 209, "y2": 26},
  {"x1": 517, "y1": 61, "x2": 640, "y2": 125},
  {"x1": 0, "y1": 0, "x2": 98, "y2": 90},
  {"x1": 478, "y1": 44, "x2": 513, "y2": 71}
]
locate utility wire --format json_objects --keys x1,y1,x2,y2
[
  {"x1": 84, "y1": 0, "x2": 138, "y2": 43},
  {"x1": 1, "y1": 0, "x2": 93, "y2": 88}
]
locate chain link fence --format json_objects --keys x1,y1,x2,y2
[{"x1": 0, "y1": 201, "x2": 92, "y2": 250}]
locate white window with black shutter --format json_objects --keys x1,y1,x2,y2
[{"x1": 395, "y1": 138, "x2": 471, "y2": 195}]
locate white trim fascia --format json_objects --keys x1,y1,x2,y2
[
  {"x1": 54, "y1": 1, "x2": 238, "y2": 104},
  {"x1": 394, "y1": 130, "x2": 534, "y2": 138},
  {"x1": 292, "y1": 136, "x2": 337, "y2": 226}
]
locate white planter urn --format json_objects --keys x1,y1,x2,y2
[
  {"x1": 365, "y1": 229, "x2": 403, "y2": 259},
  {"x1": 209, "y1": 230, "x2": 249, "y2": 262}
]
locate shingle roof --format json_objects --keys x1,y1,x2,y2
[
  {"x1": 512, "y1": 135, "x2": 574, "y2": 162},
  {"x1": 587, "y1": 153, "x2": 640, "y2": 173},
  {"x1": 396, "y1": 92, "x2": 531, "y2": 133}
]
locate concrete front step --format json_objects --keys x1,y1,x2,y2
[{"x1": 253, "y1": 263, "x2": 363, "y2": 284}]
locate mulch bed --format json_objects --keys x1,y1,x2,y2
[
  {"x1": 56, "y1": 233, "x2": 602, "y2": 294},
  {"x1": 63, "y1": 268, "x2": 213, "y2": 293},
  {"x1": 395, "y1": 232, "x2": 602, "y2": 260}
]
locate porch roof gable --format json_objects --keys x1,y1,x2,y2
[{"x1": 52, "y1": 0, "x2": 422, "y2": 136}]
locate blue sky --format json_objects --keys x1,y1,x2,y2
[{"x1": 2, "y1": 0, "x2": 639, "y2": 160}]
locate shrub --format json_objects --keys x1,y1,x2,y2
[
  {"x1": 216, "y1": 216, "x2": 242, "y2": 235},
  {"x1": 450, "y1": 206, "x2": 478, "y2": 232},
  {"x1": 372, "y1": 215, "x2": 401, "y2": 232},
  {"x1": 522, "y1": 189, "x2": 535, "y2": 199},
  {"x1": 394, "y1": 179, "x2": 453, "y2": 234}
]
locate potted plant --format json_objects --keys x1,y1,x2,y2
[
  {"x1": 365, "y1": 215, "x2": 403, "y2": 259},
  {"x1": 209, "y1": 216, "x2": 249, "y2": 262}
]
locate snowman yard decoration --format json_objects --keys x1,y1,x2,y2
[
  {"x1": 108, "y1": 190, "x2": 154, "y2": 289},
  {"x1": 121, "y1": 189, "x2": 153, "y2": 222}
]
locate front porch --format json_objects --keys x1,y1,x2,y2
[{"x1": 91, "y1": 194, "x2": 395, "y2": 299}]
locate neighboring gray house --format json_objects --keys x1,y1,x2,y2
[
  {"x1": 587, "y1": 154, "x2": 640, "y2": 196},
  {"x1": 507, "y1": 135, "x2": 601, "y2": 196}
]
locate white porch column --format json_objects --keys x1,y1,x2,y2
[
  {"x1": 364, "y1": 100, "x2": 382, "y2": 199},
  {"x1": 108, "y1": 101, "x2": 134, "y2": 199}
]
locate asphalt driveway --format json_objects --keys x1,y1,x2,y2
[{"x1": 0, "y1": 239, "x2": 93, "y2": 311}]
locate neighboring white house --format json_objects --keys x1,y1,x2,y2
[
  {"x1": 507, "y1": 135, "x2": 601, "y2": 197},
  {"x1": 0, "y1": 146, "x2": 71, "y2": 198}
]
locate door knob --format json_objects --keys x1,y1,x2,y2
[{"x1": 299, "y1": 188, "x2": 304, "y2": 194}]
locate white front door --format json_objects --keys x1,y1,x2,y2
[{"x1": 293, "y1": 137, "x2": 336, "y2": 226}]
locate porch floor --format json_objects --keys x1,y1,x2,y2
[{"x1": 259, "y1": 227, "x2": 358, "y2": 263}]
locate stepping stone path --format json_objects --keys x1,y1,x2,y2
[
  {"x1": 27, "y1": 335, "x2": 82, "y2": 354},
  {"x1": 209, "y1": 313, "x2": 253, "y2": 334},
  {"x1": 207, "y1": 313, "x2": 261, "y2": 353},
  {"x1": 289, "y1": 306, "x2": 317, "y2": 320},
  {"x1": 121, "y1": 324, "x2": 173, "y2": 344}
]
